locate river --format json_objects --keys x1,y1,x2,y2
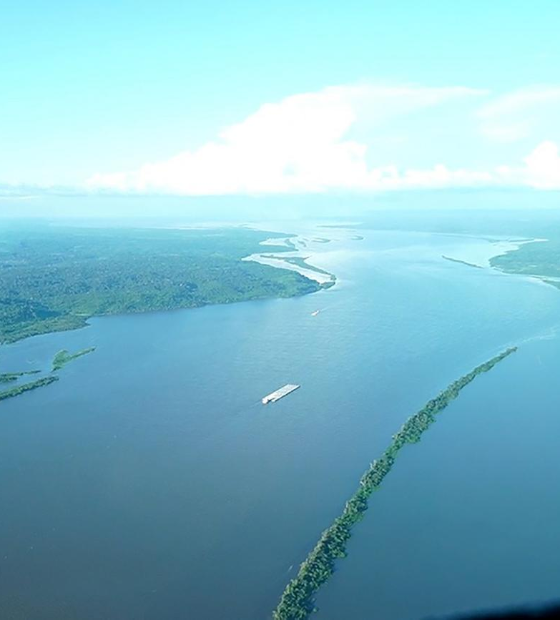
[{"x1": 1, "y1": 226, "x2": 559, "y2": 619}]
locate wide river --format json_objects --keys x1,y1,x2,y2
[{"x1": 1, "y1": 226, "x2": 560, "y2": 620}]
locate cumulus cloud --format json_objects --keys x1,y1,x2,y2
[
  {"x1": 523, "y1": 141, "x2": 560, "y2": 189},
  {"x1": 87, "y1": 84, "x2": 486, "y2": 195}
]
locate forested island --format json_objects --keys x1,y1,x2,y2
[
  {"x1": 0, "y1": 347, "x2": 93, "y2": 404},
  {"x1": 52, "y1": 347, "x2": 96, "y2": 371},
  {"x1": 273, "y1": 347, "x2": 517, "y2": 620},
  {"x1": 0, "y1": 370, "x2": 40, "y2": 384},
  {"x1": 0, "y1": 225, "x2": 325, "y2": 344},
  {"x1": 0, "y1": 376, "x2": 59, "y2": 402}
]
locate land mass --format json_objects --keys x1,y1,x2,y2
[
  {"x1": 267, "y1": 255, "x2": 335, "y2": 278},
  {"x1": 273, "y1": 347, "x2": 517, "y2": 620},
  {"x1": 0, "y1": 225, "x2": 325, "y2": 344},
  {"x1": 490, "y1": 238, "x2": 560, "y2": 291},
  {"x1": 0, "y1": 370, "x2": 40, "y2": 384},
  {"x1": 0, "y1": 376, "x2": 59, "y2": 402},
  {"x1": 52, "y1": 347, "x2": 96, "y2": 371}
]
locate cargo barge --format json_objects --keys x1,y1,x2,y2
[{"x1": 262, "y1": 384, "x2": 300, "y2": 404}]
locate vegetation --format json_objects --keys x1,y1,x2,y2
[
  {"x1": 272, "y1": 347, "x2": 517, "y2": 620},
  {"x1": 442, "y1": 255, "x2": 482, "y2": 269},
  {"x1": 0, "y1": 370, "x2": 40, "y2": 384},
  {"x1": 52, "y1": 347, "x2": 96, "y2": 371},
  {"x1": 490, "y1": 239, "x2": 560, "y2": 292},
  {"x1": 0, "y1": 376, "x2": 59, "y2": 402},
  {"x1": 0, "y1": 225, "x2": 323, "y2": 344}
]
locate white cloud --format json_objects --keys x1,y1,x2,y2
[
  {"x1": 87, "y1": 84, "x2": 485, "y2": 195},
  {"x1": 477, "y1": 86, "x2": 560, "y2": 143},
  {"x1": 523, "y1": 141, "x2": 560, "y2": 189}
]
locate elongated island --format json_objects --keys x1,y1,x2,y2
[{"x1": 272, "y1": 347, "x2": 517, "y2": 620}]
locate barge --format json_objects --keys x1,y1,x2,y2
[{"x1": 262, "y1": 384, "x2": 300, "y2": 404}]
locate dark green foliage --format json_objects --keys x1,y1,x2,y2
[
  {"x1": 0, "y1": 376, "x2": 59, "y2": 401},
  {"x1": 490, "y1": 239, "x2": 560, "y2": 279},
  {"x1": 52, "y1": 347, "x2": 96, "y2": 371},
  {"x1": 0, "y1": 370, "x2": 40, "y2": 384},
  {"x1": 273, "y1": 347, "x2": 517, "y2": 620},
  {"x1": 0, "y1": 226, "x2": 322, "y2": 343}
]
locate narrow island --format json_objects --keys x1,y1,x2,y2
[
  {"x1": 0, "y1": 370, "x2": 40, "y2": 384},
  {"x1": 0, "y1": 376, "x2": 59, "y2": 402},
  {"x1": 442, "y1": 255, "x2": 483, "y2": 269},
  {"x1": 268, "y1": 255, "x2": 335, "y2": 279},
  {"x1": 52, "y1": 347, "x2": 96, "y2": 371},
  {"x1": 272, "y1": 347, "x2": 517, "y2": 620}
]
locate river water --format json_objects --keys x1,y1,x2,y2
[{"x1": 1, "y1": 227, "x2": 560, "y2": 619}]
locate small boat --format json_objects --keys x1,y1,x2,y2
[{"x1": 311, "y1": 310, "x2": 320, "y2": 317}]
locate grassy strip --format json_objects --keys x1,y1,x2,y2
[
  {"x1": 52, "y1": 347, "x2": 96, "y2": 371},
  {"x1": 0, "y1": 376, "x2": 59, "y2": 401},
  {"x1": 272, "y1": 347, "x2": 517, "y2": 620},
  {"x1": 0, "y1": 370, "x2": 40, "y2": 384}
]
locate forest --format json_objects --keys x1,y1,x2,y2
[
  {"x1": 0, "y1": 370, "x2": 40, "y2": 384},
  {"x1": 273, "y1": 347, "x2": 517, "y2": 620},
  {"x1": 0, "y1": 225, "x2": 324, "y2": 343},
  {"x1": 491, "y1": 237, "x2": 560, "y2": 289},
  {"x1": 0, "y1": 376, "x2": 59, "y2": 402},
  {"x1": 52, "y1": 348, "x2": 96, "y2": 371}
]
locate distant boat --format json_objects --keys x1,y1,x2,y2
[{"x1": 311, "y1": 310, "x2": 320, "y2": 317}]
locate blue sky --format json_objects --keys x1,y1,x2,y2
[{"x1": 2, "y1": 0, "x2": 560, "y2": 199}]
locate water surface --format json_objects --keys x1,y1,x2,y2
[{"x1": 1, "y1": 228, "x2": 559, "y2": 619}]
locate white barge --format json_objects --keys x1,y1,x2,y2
[{"x1": 262, "y1": 384, "x2": 300, "y2": 404}]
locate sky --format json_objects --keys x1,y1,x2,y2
[{"x1": 1, "y1": 0, "x2": 560, "y2": 210}]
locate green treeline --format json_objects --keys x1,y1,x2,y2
[
  {"x1": 273, "y1": 347, "x2": 517, "y2": 620},
  {"x1": 0, "y1": 370, "x2": 40, "y2": 384},
  {"x1": 0, "y1": 376, "x2": 59, "y2": 402},
  {"x1": 52, "y1": 347, "x2": 96, "y2": 371},
  {"x1": 0, "y1": 226, "x2": 323, "y2": 344}
]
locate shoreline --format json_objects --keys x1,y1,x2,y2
[
  {"x1": 441, "y1": 236, "x2": 547, "y2": 269},
  {"x1": 0, "y1": 226, "x2": 331, "y2": 347},
  {"x1": 243, "y1": 224, "x2": 343, "y2": 287}
]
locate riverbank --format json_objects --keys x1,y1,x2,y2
[
  {"x1": 0, "y1": 225, "x2": 326, "y2": 345},
  {"x1": 441, "y1": 237, "x2": 545, "y2": 269},
  {"x1": 242, "y1": 235, "x2": 337, "y2": 286}
]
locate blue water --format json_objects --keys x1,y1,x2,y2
[
  {"x1": 1, "y1": 229, "x2": 560, "y2": 619},
  {"x1": 317, "y1": 335, "x2": 560, "y2": 620}
]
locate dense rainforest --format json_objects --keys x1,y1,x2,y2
[{"x1": 0, "y1": 225, "x2": 324, "y2": 343}]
